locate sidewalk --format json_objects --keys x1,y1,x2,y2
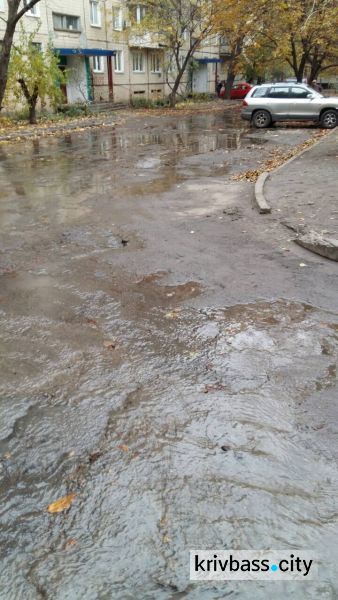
[{"x1": 264, "y1": 129, "x2": 338, "y2": 260}]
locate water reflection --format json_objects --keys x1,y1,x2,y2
[{"x1": 0, "y1": 111, "x2": 266, "y2": 205}]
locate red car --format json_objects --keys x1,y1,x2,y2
[{"x1": 220, "y1": 82, "x2": 252, "y2": 100}]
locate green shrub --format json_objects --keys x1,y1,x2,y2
[
  {"x1": 189, "y1": 92, "x2": 213, "y2": 102},
  {"x1": 57, "y1": 103, "x2": 89, "y2": 117},
  {"x1": 12, "y1": 108, "x2": 30, "y2": 122},
  {"x1": 153, "y1": 97, "x2": 170, "y2": 107},
  {"x1": 131, "y1": 97, "x2": 155, "y2": 109}
]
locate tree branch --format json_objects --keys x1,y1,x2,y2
[{"x1": 14, "y1": 0, "x2": 42, "y2": 26}]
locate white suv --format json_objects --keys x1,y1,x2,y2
[{"x1": 241, "y1": 83, "x2": 338, "y2": 128}]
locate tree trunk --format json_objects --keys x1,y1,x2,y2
[
  {"x1": 169, "y1": 58, "x2": 191, "y2": 107},
  {"x1": 0, "y1": 2, "x2": 18, "y2": 109},
  {"x1": 29, "y1": 101, "x2": 38, "y2": 124},
  {"x1": 224, "y1": 66, "x2": 235, "y2": 100},
  {"x1": 223, "y1": 40, "x2": 242, "y2": 100},
  {"x1": 296, "y1": 55, "x2": 307, "y2": 83},
  {"x1": 18, "y1": 79, "x2": 39, "y2": 124},
  {"x1": 308, "y1": 50, "x2": 324, "y2": 85},
  {"x1": 0, "y1": 0, "x2": 41, "y2": 109}
]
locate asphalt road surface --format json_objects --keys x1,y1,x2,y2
[{"x1": 0, "y1": 106, "x2": 338, "y2": 599}]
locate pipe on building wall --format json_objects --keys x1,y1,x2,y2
[{"x1": 85, "y1": 56, "x2": 93, "y2": 101}]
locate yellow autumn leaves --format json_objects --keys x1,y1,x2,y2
[{"x1": 47, "y1": 493, "x2": 76, "y2": 514}]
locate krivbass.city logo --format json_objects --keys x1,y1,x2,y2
[{"x1": 190, "y1": 551, "x2": 316, "y2": 581}]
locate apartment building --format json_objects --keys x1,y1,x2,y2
[{"x1": 0, "y1": 1, "x2": 227, "y2": 105}]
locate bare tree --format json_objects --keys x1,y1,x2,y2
[{"x1": 0, "y1": 0, "x2": 42, "y2": 109}]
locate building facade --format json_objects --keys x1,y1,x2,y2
[{"x1": 0, "y1": 1, "x2": 227, "y2": 105}]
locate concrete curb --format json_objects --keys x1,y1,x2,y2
[
  {"x1": 296, "y1": 231, "x2": 338, "y2": 262},
  {"x1": 254, "y1": 172, "x2": 271, "y2": 213},
  {"x1": 254, "y1": 129, "x2": 336, "y2": 215}
]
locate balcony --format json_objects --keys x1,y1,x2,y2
[
  {"x1": 219, "y1": 37, "x2": 232, "y2": 57},
  {"x1": 128, "y1": 32, "x2": 166, "y2": 49}
]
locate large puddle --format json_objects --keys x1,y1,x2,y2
[
  {"x1": 0, "y1": 111, "x2": 337, "y2": 598},
  {"x1": 1, "y1": 284, "x2": 338, "y2": 599}
]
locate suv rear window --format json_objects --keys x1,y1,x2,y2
[{"x1": 252, "y1": 87, "x2": 268, "y2": 97}]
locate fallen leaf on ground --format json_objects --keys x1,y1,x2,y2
[
  {"x1": 47, "y1": 493, "x2": 76, "y2": 514},
  {"x1": 163, "y1": 534, "x2": 172, "y2": 544},
  {"x1": 103, "y1": 340, "x2": 117, "y2": 349},
  {"x1": 118, "y1": 444, "x2": 129, "y2": 452},
  {"x1": 3, "y1": 452, "x2": 11, "y2": 459},
  {"x1": 89, "y1": 451, "x2": 103, "y2": 463},
  {"x1": 165, "y1": 308, "x2": 182, "y2": 319},
  {"x1": 231, "y1": 132, "x2": 329, "y2": 183},
  {"x1": 204, "y1": 383, "x2": 227, "y2": 393},
  {"x1": 64, "y1": 539, "x2": 77, "y2": 550}
]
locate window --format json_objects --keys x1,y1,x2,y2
[
  {"x1": 134, "y1": 5, "x2": 146, "y2": 23},
  {"x1": 268, "y1": 86, "x2": 289, "y2": 98},
  {"x1": 31, "y1": 42, "x2": 42, "y2": 52},
  {"x1": 90, "y1": 1, "x2": 101, "y2": 27},
  {"x1": 93, "y1": 56, "x2": 104, "y2": 73},
  {"x1": 114, "y1": 50, "x2": 124, "y2": 72},
  {"x1": 53, "y1": 13, "x2": 81, "y2": 32},
  {"x1": 132, "y1": 51, "x2": 144, "y2": 72},
  {"x1": 290, "y1": 87, "x2": 309, "y2": 99},
  {"x1": 113, "y1": 7, "x2": 123, "y2": 30},
  {"x1": 252, "y1": 87, "x2": 268, "y2": 98},
  {"x1": 150, "y1": 53, "x2": 161, "y2": 73},
  {"x1": 168, "y1": 55, "x2": 184, "y2": 73},
  {"x1": 23, "y1": 0, "x2": 40, "y2": 17},
  {"x1": 0, "y1": 0, "x2": 4, "y2": 12},
  {"x1": 179, "y1": 55, "x2": 186, "y2": 70}
]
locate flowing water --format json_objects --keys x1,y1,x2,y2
[{"x1": 0, "y1": 110, "x2": 337, "y2": 599}]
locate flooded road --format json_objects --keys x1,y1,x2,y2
[{"x1": 1, "y1": 107, "x2": 338, "y2": 599}]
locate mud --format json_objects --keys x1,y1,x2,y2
[{"x1": 0, "y1": 107, "x2": 338, "y2": 599}]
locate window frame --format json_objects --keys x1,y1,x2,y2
[
  {"x1": 23, "y1": 0, "x2": 40, "y2": 17},
  {"x1": 290, "y1": 86, "x2": 311, "y2": 99},
  {"x1": 150, "y1": 52, "x2": 161, "y2": 74},
  {"x1": 114, "y1": 50, "x2": 124, "y2": 73},
  {"x1": 267, "y1": 86, "x2": 290, "y2": 99},
  {"x1": 113, "y1": 7, "x2": 123, "y2": 31},
  {"x1": 135, "y1": 5, "x2": 146, "y2": 23},
  {"x1": 31, "y1": 41, "x2": 42, "y2": 52},
  {"x1": 52, "y1": 13, "x2": 81, "y2": 33},
  {"x1": 252, "y1": 87, "x2": 268, "y2": 98},
  {"x1": 93, "y1": 55, "x2": 104, "y2": 73},
  {"x1": 132, "y1": 51, "x2": 144, "y2": 73},
  {"x1": 90, "y1": 0, "x2": 101, "y2": 27}
]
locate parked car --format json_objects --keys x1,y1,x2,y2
[
  {"x1": 241, "y1": 83, "x2": 338, "y2": 128},
  {"x1": 230, "y1": 82, "x2": 252, "y2": 99},
  {"x1": 219, "y1": 82, "x2": 252, "y2": 99}
]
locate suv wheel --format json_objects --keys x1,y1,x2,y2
[
  {"x1": 320, "y1": 109, "x2": 337, "y2": 129},
  {"x1": 252, "y1": 110, "x2": 271, "y2": 128}
]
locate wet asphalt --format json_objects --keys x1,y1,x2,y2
[{"x1": 0, "y1": 105, "x2": 338, "y2": 599}]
